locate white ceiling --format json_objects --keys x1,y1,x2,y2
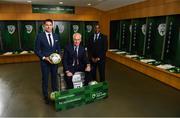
[{"x1": 0, "y1": 0, "x2": 146, "y2": 11}]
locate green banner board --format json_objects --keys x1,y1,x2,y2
[
  {"x1": 110, "y1": 20, "x2": 120, "y2": 49},
  {"x1": 119, "y1": 20, "x2": 131, "y2": 52},
  {"x1": 70, "y1": 21, "x2": 84, "y2": 44},
  {"x1": 1, "y1": 21, "x2": 20, "y2": 52},
  {"x1": 84, "y1": 21, "x2": 98, "y2": 48},
  {"x1": 32, "y1": 5, "x2": 75, "y2": 14},
  {"x1": 164, "y1": 15, "x2": 180, "y2": 66},
  {"x1": 55, "y1": 82, "x2": 108, "y2": 111},
  {"x1": 130, "y1": 18, "x2": 146, "y2": 55},
  {"x1": 145, "y1": 16, "x2": 166, "y2": 60},
  {"x1": 54, "y1": 21, "x2": 70, "y2": 50},
  {"x1": 20, "y1": 21, "x2": 36, "y2": 51}
]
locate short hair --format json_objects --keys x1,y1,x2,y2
[
  {"x1": 73, "y1": 33, "x2": 82, "y2": 40},
  {"x1": 44, "y1": 19, "x2": 53, "y2": 24}
]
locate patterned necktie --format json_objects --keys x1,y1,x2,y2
[{"x1": 48, "y1": 34, "x2": 52, "y2": 47}]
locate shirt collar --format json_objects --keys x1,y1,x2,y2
[{"x1": 45, "y1": 31, "x2": 52, "y2": 35}]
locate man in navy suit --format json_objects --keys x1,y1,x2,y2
[
  {"x1": 34, "y1": 19, "x2": 61, "y2": 104},
  {"x1": 63, "y1": 33, "x2": 91, "y2": 89},
  {"x1": 87, "y1": 24, "x2": 108, "y2": 82}
]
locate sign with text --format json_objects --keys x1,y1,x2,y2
[
  {"x1": 55, "y1": 82, "x2": 108, "y2": 111},
  {"x1": 32, "y1": 5, "x2": 75, "y2": 14}
]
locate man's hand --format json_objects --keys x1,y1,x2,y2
[
  {"x1": 96, "y1": 58, "x2": 100, "y2": 62},
  {"x1": 85, "y1": 64, "x2": 91, "y2": 72},
  {"x1": 92, "y1": 57, "x2": 100, "y2": 63},
  {"x1": 44, "y1": 57, "x2": 53, "y2": 64},
  {"x1": 66, "y1": 71, "x2": 73, "y2": 77}
]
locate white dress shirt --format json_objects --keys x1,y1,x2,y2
[{"x1": 45, "y1": 31, "x2": 54, "y2": 46}]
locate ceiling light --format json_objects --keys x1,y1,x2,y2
[
  {"x1": 59, "y1": 1, "x2": 63, "y2": 4},
  {"x1": 27, "y1": 0, "x2": 32, "y2": 3},
  {"x1": 88, "y1": 3, "x2": 91, "y2": 6}
]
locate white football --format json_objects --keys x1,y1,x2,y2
[
  {"x1": 49, "y1": 53, "x2": 61, "y2": 64},
  {"x1": 88, "y1": 81, "x2": 98, "y2": 85}
]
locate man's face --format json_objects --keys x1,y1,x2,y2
[
  {"x1": 73, "y1": 35, "x2": 81, "y2": 46},
  {"x1": 95, "y1": 25, "x2": 100, "y2": 34},
  {"x1": 44, "y1": 21, "x2": 53, "y2": 33}
]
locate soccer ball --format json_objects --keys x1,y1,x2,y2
[
  {"x1": 88, "y1": 81, "x2": 98, "y2": 85},
  {"x1": 49, "y1": 53, "x2": 61, "y2": 64},
  {"x1": 50, "y1": 91, "x2": 58, "y2": 101}
]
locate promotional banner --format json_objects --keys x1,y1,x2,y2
[
  {"x1": 0, "y1": 22, "x2": 3, "y2": 53},
  {"x1": 70, "y1": 21, "x2": 84, "y2": 45},
  {"x1": 110, "y1": 20, "x2": 120, "y2": 49},
  {"x1": 20, "y1": 21, "x2": 36, "y2": 51},
  {"x1": 84, "y1": 21, "x2": 98, "y2": 48},
  {"x1": 119, "y1": 20, "x2": 131, "y2": 52},
  {"x1": 130, "y1": 18, "x2": 146, "y2": 55},
  {"x1": 1, "y1": 21, "x2": 20, "y2": 52},
  {"x1": 55, "y1": 82, "x2": 108, "y2": 111},
  {"x1": 145, "y1": 16, "x2": 166, "y2": 60},
  {"x1": 54, "y1": 21, "x2": 70, "y2": 50},
  {"x1": 163, "y1": 15, "x2": 180, "y2": 66},
  {"x1": 32, "y1": 5, "x2": 75, "y2": 14}
]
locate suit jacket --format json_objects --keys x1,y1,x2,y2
[
  {"x1": 87, "y1": 33, "x2": 108, "y2": 60},
  {"x1": 63, "y1": 44, "x2": 90, "y2": 73},
  {"x1": 34, "y1": 32, "x2": 61, "y2": 60}
]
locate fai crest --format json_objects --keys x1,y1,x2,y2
[
  {"x1": 141, "y1": 24, "x2": 146, "y2": 35},
  {"x1": 7, "y1": 25, "x2": 16, "y2": 34},
  {"x1": 158, "y1": 23, "x2": 166, "y2": 36},
  {"x1": 73, "y1": 25, "x2": 79, "y2": 33},
  {"x1": 86, "y1": 25, "x2": 92, "y2": 33},
  {"x1": 25, "y1": 25, "x2": 33, "y2": 34},
  {"x1": 58, "y1": 24, "x2": 64, "y2": 33}
]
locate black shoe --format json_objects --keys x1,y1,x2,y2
[{"x1": 44, "y1": 97, "x2": 50, "y2": 104}]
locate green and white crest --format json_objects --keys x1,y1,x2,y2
[
  {"x1": 73, "y1": 25, "x2": 79, "y2": 33},
  {"x1": 141, "y1": 24, "x2": 146, "y2": 35},
  {"x1": 58, "y1": 24, "x2": 64, "y2": 33},
  {"x1": 86, "y1": 25, "x2": 92, "y2": 33},
  {"x1": 25, "y1": 25, "x2": 33, "y2": 34},
  {"x1": 158, "y1": 23, "x2": 166, "y2": 36},
  {"x1": 7, "y1": 25, "x2": 16, "y2": 34}
]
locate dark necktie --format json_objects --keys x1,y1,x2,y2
[
  {"x1": 74, "y1": 46, "x2": 79, "y2": 66},
  {"x1": 48, "y1": 34, "x2": 52, "y2": 47}
]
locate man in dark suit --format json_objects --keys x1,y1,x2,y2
[
  {"x1": 34, "y1": 19, "x2": 61, "y2": 104},
  {"x1": 63, "y1": 33, "x2": 91, "y2": 89},
  {"x1": 87, "y1": 24, "x2": 108, "y2": 82}
]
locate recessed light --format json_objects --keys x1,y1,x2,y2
[
  {"x1": 27, "y1": 0, "x2": 32, "y2": 3},
  {"x1": 59, "y1": 1, "x2": 63, "y2": 4},
  {"x1": 88, "y1": 3, "x2": 91, "y2": 6}
]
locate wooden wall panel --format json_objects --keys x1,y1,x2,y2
[{"x1": 0, "y1": 4, "x2": 103, "y2": 21}]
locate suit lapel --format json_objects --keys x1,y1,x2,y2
[
  {"x1": 52, "y1": 33, "x2": 56, "y2": 46},
  {"x1": 43, "y1": 32, "x2": 50, "y2": 47}
]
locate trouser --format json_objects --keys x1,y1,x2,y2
[
  {"x1": 91, "y1": 59, "x2": 105, "y2": 82},
  {"x1": 40, "y1": 61, "x2": 58, "y2": 98}
]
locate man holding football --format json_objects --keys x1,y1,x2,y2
[{"x1": 34, "y1": 19, "x2": 61, "y2": 104}]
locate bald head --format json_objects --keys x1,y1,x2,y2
[{"x1": 73, "y1": 33, "x2": 82, "y2": 46}]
